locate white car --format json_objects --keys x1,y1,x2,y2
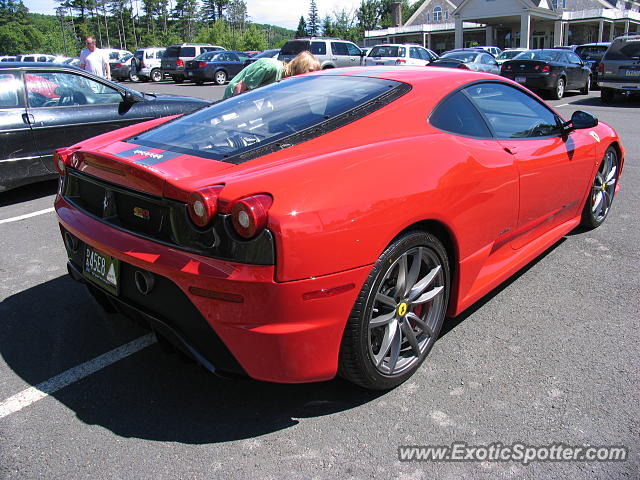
[
  {"x1": 101, "y1": 48, "x2": 132, "y2": 62},
  {"x1": 477, "y1": 46, "x2": 502, "y2": 57},
  {"x1": 130, "y1": 47, "x2": 166, "y2": 82},
  {"x1": 364, "y1": 44, "x2": 438, "y2": 66},
  {"x1": 16, "y1": 54, "x2": 56, "y2": 62}
]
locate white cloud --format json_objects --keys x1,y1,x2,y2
[{"x1": 23, "y1": 0, "x2": 362, "y2": 31}]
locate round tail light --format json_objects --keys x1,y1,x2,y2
[
  {"x1": 231, "y1": 194, "x2": 273, "y2": 239},
  {"x1": 176, "y1": 59, "x2": 184, "y2": 67},
  {"x1": 542, "y1": 65, "x2": 550, "y2": 73},
  {"x1": 188, "y1": 185, "x2": 224, "y2": 227}
]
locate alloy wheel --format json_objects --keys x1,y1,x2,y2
[{"x1": 591, "y1": 148, "x2": 618, "y2": 223}]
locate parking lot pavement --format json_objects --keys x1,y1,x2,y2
[{"x1": 0, "y1": 88, "x2": 638, "y2": 479}]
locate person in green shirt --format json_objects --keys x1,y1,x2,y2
[{"x1": 224, "y1": 51, "x2": 321, "y2": 99}]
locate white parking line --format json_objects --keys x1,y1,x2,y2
[
  {"x1": 0, "y1": 207, "x2": 55, "y2": 225},
  {"x1": 555, "y1": 103, "x2": 571, "y2": 107},
  {"x1": 0, "y1": 333, "x2": 157, "y2": 420}
]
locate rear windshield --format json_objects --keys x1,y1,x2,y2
[
  {"x1": 513, "y1": 50, "x2": 562, "y2": 62},
  {"x1": 164, "y1": 46, "x2": 180, "y2": 58},
  {"x1": 131, "y1": 76, "x2": 404, "y2": 163},
  {"x1": 194, "y1": 51, "x2": 220, "y2": 61},
  {"x1": 252, "y1": 49, "x2": 279, "y2": 59},
  {"x1": 604, "y1": 39, "x2": 640, "y2": 60},
  {"x1": 575, "y1": 45, "x2": 608, "y2": 60},
  {"x1": 134, "y1": 50, "x2": 144, "y2": 60},
  {"x1": 442, "y1": 52, "x2": 477, "y2": 62},
  {"x1": 369, "y1": 46, "x2": 405, "y2": 58},
  {"x1": 179, "y1": 47, "x2": 196, "y2": 57},
  {"x1": 280, "y1": 41, "x2": 310, "y2": 55}
]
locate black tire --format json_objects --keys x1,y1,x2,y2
[
  {"x1": 581, "y1": 146, "x2": 619, "y2": 229},
  {"x1": 195, "y1": 80, "x2": 204, "y2": 86},
  {"x1": 172, "y1": 75, "x2": 184, "y2": 84},
  {"x1": 150, "y1": 68, "x2": 162, "y2": 82},
  {"x1": 128, "y1": 71, "x2": 139, "y2": 82},
  {"x1": 601, "y1": 87, "x2": 614, "y2": 103},
  {"x1": 580, "y1": 75, "x2": 590, "y2": 95},
  {"x1": 339, "y1": 231, "x2": 450, "y2": 390},
  {"x1": 214, "y1": 70, "x2": 227, "y2": 85},
  {"x1": 550, "y1": 77, "x2": 565, "y2": 100}
]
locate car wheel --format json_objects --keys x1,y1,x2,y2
[
  {"x1": 214, "y1": 70, "x2": 227, "y2": 85},
  {"x1": 580, "y1": 75, "x2": 590, "y2": 95},
  {"x1": 551, "y1": 77, "x2": 565, "y2": 100},
  {"x1": 195, "y1": 80, "x2": 204, "y2": 86},
  {"x1": 172, "y1": 75, "x2": 184, "y2": 84},
  {"x1": 128, "y1": 71, "x2": 139, "y2": 82},
  {"x1": 339, "y1": 231, "x2": 450, "y2": 390},
  {"x1": 581, "y1": 146, "x2": 619, "y2": 229},
  {"x1": 150, "y1": 69, "x2": 162, "y2": 82},
  {"x1": 601, "y1": 88, "x2": 614, "y2": 103}
]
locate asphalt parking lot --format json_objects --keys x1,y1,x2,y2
[{"x1": 0, "y1": 82, "x2": 638, "y2": 479}]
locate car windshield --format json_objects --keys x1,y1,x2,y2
[
  {"x1": 369, "y1": 46, "x2": 404, "y2": 57},
  {"x1": 442, "y1": 52, "x2": 477, "y2": 62},
  {"x1": 513, "y1": 50, "x2": 562, "y2": 62},
  {"x1": 131, "y1": 75, "x2": 403, "y2": 163},
  {"x1": 575, "y1": 46, "x2": 608, "y2": 60},
  {"x1": 118, "y1": 54, "x2": 133, "y2": 62},
  {"x1": 280, "y1": 41, "x2": 310, "y2": 56}
]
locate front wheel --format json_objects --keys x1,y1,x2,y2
[
  {"x1": 581, "y1": 146, "x2": 619, "y2": 229},
  {"x1": 128, "y1": 71, "x2": 139, "y2": 82},
  {"x1": 214, "y1": 70, "x2": 227, "y2": 85},
  {"x1": 339, "y1": 231, "x2": 450, "y2": 390},
  {"x1": 551, "y1": 77, "x2": 565, "y2": 100},
  {"x1": 150, "y1": 69, "x2": 163, "y2": 82}
]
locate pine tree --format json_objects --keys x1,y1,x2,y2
[
  {"x1": 307, "y1": 0, "x2": 319, "y2": 37},
  {"x1": 295, "y1": 15, "x2": 306, "y2": 38}
]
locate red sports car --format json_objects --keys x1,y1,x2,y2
[{"x1": 54, "y1": 67, "x2": 624, "y2": 390}]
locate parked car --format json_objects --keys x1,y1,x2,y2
[
  {"x1": 244, "y1": 48, "x2": 280, "y2": 66},
  {"x1": 161, "y1": 43, "x2": 226, "y2": 83},
  {"x1": 0, "y1": 62, "x2": 210, "y2": 192},
  {"x1": 185, "y1": 50, "x2": 251, "y2": 85},
  {"x1": 279, "y1": 38, "x2": 364, "y2": 68},
  {"x1": 62, "y1": 57, "x2": 80, "y2": 67},
  {"x1": 364, "y1": 44, "x2": 438, "y2": 66},
  {"x1": 495, "y1": 48, "x2": 528, "y2": 65},
  {"x1": 130, "y1": 47, "x2": 166, "y2": 82},
  {"x1": 477, "y1": 45, "x2": 502, "y2": 57},
  {"x1": 575, "y1": 42, "x2": 610, "y2": 89},
  {"x1": 501, "y1": 48, "x2": 591, "y2": 99},
  {"x1": 17, "y1": 54, "x2": 56, "y2": 62},
  {"x1": 0, "y1": 55, "x2": 17, "y2": 62},
  {"x1": 53, "y1": 67, "x2": 623, "y2": 390},
  {"x1": 101, "y1": 48, "x2": 132, "y2": 63},
  {"x1": 429, "y1": 49, "x2": 500, "y2": 74},
  {"x1": 598, "y1": 35, "x2": 640, "y2": 103},
  {"x1": 110, "y1": 54, "x2": 134, "y2": 82}
]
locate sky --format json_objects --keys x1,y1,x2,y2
[{"x1": 23, "y1": 0, "x2": 363, "y2": 31}]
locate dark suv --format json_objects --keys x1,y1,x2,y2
[
  {"x1": 575, "y1": 42, "x2": 610, "y2": 88},
  {"x1": 278, "y1": 38, "x2": 364, "y2": 68},
  {"x1": 598, "y1": 35, "x2": 640, "y2": 102},
  {"x1": 160, "y1": 43, "x2": 225, "y2": 83}
]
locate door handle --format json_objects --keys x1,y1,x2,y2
[
  {"x1": 503, "y1": 145, "x2": 518, "y2": 155},
  {"x1": 22, "y1": 113, "x2": 35, "y2": 125}
]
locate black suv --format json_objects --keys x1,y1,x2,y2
[
  {"x1": 598, "y1": 35, "x2": 640, "y2": 102},
  {"x1": 575, "y1": 42, "x2": 610, "y2": 88}
]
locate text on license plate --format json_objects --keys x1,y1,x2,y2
[
  {"x1": 515, "y1": 76, "x2": 527, "y2": 83},
  {"x1": 83, "y1": 245, "x2": 120, "y2": 295},
  {"x1": 625, "y1": 70, "x2": 640, "y2": 76}
]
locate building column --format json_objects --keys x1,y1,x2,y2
[
  {"x1": 454, "y1": 15, "x2": 463, "y2": 49},
  {"x1": 554, "y1": 20, "x2": 563, "y2": 46},
  {"x1": 485, "y1": 25, "x2": 493, "y2": 46},
  {"x1": 609, "y1": 22, "x2": 615, "y2": 41},
  {"x1": 598, "y1": 19, "x2": 604, "y2": 42},
  {"x1": 520, "y1": 11, "x2": 531, "y2": 49},
  {"x1": 427, "y1": 32, "x2": 432, "y2": 49},
  {"x1": 624, "y1": 20, "x2": 630, "y2": 35},
  {"x1": 563, "y1": 21, "x2": 570, "y2": 45}
]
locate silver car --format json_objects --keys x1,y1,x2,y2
[
  {"x1": 364, "y1": 44, "x2": 438, "y2": 66},
  {"x1": 429, "y1": 50, "x2": 501, "y2": 75},
  {"x1": 278, "y1": 38, "x2": 363, "y2": 68},
  {"x1": 598, "y1": 35, "x2": 640, "y2": 103}
]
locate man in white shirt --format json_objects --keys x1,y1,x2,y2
[{"x1": 79, "y1": 36, "x2": 110, "y2": 80}]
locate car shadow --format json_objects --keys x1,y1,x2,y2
[
  {"x1": 0, "y1": 180, "x2": 58, "y2": 207},
  {"x1": 565, "y1": 95, "x2": 640, "y2": 108},
  {"x1": 0, "y1": 275, "x2": 384, "y2": 444}
]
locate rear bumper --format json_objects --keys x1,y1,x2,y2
[
  {"x1": 185, "y1": 69, "x2": 210, "y2": 81},
  {"x1": 598, "y1": 77, "x2": 640, "y2": 91},
  {"x1": 502, "y1": 72, "x2": 556, "y2": 90},
  {"x1": 56, "y1": 195, "x2": 371, "y2": 383}
]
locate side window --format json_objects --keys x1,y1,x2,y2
[
  {"x1": 481, "y1": 54, "x2": 497, "y2": 65},
  {"x1": 227, "y1": 53, "x2": 240, "y2": 62},
  {"x1": 0, "y1": 72, "x2": 23, "y2": 108},
  {"x1": 331, "y1": 42, "x2": 349, "y2": 56},
  {"x1": 156, "y1": 51, "x2": 164, "y2": 59},
  {"x1": 410, "y1": 47, "x2": 421, "y2": 59},
  {"x1": 310, "y1": 42, "x2": 327, "y2": 55},
  {"x1": 346, "y1": 43, "x2": 362, "y2": 56},
  {"x1": 25, "y1": 72, "x2": 122, "y2": 108},
  {"x1": 430, "y1": 91, "x2": 492, "y2": 138},
  {"x1": 567, "y1": 52, "x2": 582, "y2": 64},
  {"x1": 465, "y1": 83, "x2": 560, "y2": 138}
]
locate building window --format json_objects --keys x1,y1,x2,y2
[
  {"x1": 445, "y1": 10, "x2": 449, "y2": 20},
  {"x1": 562, "y1": 0, "x2": 567, "y2": 8},
  {"x1": 426, "y1": 12, "x2": 430, "y2": 22},
  {"x1": 434, "y1": 6, "x2": 442, "y2": 21}
]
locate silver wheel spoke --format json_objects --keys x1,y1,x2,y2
[
  {"x1": 603, "y1": 190, "x2": 613, "y2": 213},
  {"x1": 401, "y1": 320, "x2": 421, "y2": 356},
  {"x1": 407, "y1": 312, "x2": 434, "y2": 337},
  {"x1": 370, "y1": 311, "x2": 395, "y2": 329},
  {"x1": 606, "y1": 165, "x2": 617, "y2": 185},
  {"x1": 592, "y1": 191, "x2": 603, "y2": 214},
  {"x1": 375, "y1": 320, "x2": 398, "y2": 366},
  {"x1": 413, "y1": 285, "x2": 444, "y2": 305},
  {"x1": 375, "y1": 293, "x2": 397, "y2": 309},
  {"x1": 387, "y1": 325, "x2": 403, "y2": 372},
  {"x1": 408, "y1": 265, "x2": 441, "y2": 302}
]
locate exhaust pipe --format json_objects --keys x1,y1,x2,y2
[
  {"x1": 63, "y1": 231, "x2": 79, "y2": 253},
  {"x1": 134, "y1": 270, "x2": 155, "y2": 295}
]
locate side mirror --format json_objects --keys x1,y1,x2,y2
[
  {"x1": 120, "y1": 89, "x2": 140, "y2": 104},
  {"x1": 564, "y1": 110, "x2": 598, "y2": 133}
]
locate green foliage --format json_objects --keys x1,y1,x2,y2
[
  {"x1": 242, "y1": 23, "x2": 267, "y2": 51},
  {"x1": 295, "y1": 16, "x2": 306, "y2": 38},
  {"x1": 307, "y1": 0, "x2": 319, "y2": 36},
  {"x1": 0, "y1": 21, "x2": 44, "y2": 54}
]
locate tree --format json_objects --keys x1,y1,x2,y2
[
  {"x1": 295, "y1": 15, "x2": 306, "y2": 38},
  {"x1": 307, "y1": 0, "x2": 319, "y2": 36},
  {"x1": 242, "y1": 23, "x2": 267, "y2": 50},
  {"x1": 226, "y1": 0, "x2": 247, "y2": 31}
]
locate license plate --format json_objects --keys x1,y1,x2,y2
[
  {"x1": 84, "y1": 245, "x2": 120, "y2": 296},
  {"x1": 515, "y1": 76, "x2": 527, "y2": 83},
  {"x1": 624, "y1": 69, "x2": 640, "y2": 76},
  {"x1": 187, "y1": 71, "x2": 193, "y2": 76}
]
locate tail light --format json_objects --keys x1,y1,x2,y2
[
  {"x1": 176, "y1": 59, "x2": 184, "y2": 67},
  {"x1": 458, "y1": 64, "x2": 469, "y2": 69},
  {"x1": 140, "y1": 61, "x2": 146, "y2": 68},
  {"x1": 542, "y1": 65, "x2": 550, "y2": 73},
  {"x1": 188, "y1": 185, "x2": 224, "y2": 227},
  {"x1": 502, "y1": 63, "x2": 512, "y2": 72},
  {"x1": 598, "y1": 63, "x2": 604, "y2": 73},
  {"x1": 534, "y1": 65, "x2": 539, "y2": 70},
  {"x1": 115, "y1": 63, "x2": 123, "y2": 68},
  {"x1": 198, "y1": 61, "x2": 207, "y2": 68},
  {"x1": 53, "y1": 148, "x2": 80, "y2": 175},
  {"x1": 395, "y1": 58, "x2": 406, "y2": 64},
  {"x1": 230, "y1": 194, "x2": 273, "y2": 239}
]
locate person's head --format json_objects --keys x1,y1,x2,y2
[
  {"x1": 84, "y1": 36, "x2": 97, "y2": 51},
  {"x1": 283, "y1": 51, "x2": 321, "y2": 78}
]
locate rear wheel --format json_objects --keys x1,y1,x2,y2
[
  {"x1": 580, "y1": 75, "x2": 590, "y2": 95},
  {"x1": 551, "y1": 77, "x2": 565, "y2": 100},
  {"x1": 150, "y1": 69, "x2": 162, "y2": 82},
  {"x1": 601, "y1": 87, "x2": 614, "y2": 103},
  {"x1": 214, "y1": 70, "x2": 227, "y2": 85},
  {"x1": 195, "y1": 80, "x2": 204, "y2": 86},
  {"x1": 172, "y1": 75, "x2": 184, "y2": 84},
  {"x1": 128, "y1": 71, "x2": 139, "y2": 82},
  {"x1": 339, "y1": 231, "x2": 450, "y2": 390},
  {"x1": 581, "y1": 146, "x2": 619, "y2": 229}
]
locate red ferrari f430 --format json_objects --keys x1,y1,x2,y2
[{"x1": 54, "y1": 67, "x2": 624, "y2": 389}]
